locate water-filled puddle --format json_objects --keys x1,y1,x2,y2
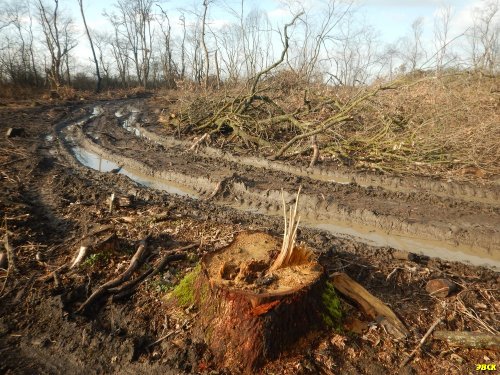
[
  {"x1": 72, "y1": 147, "x2": 198, "y2": 198},
  {"x1": 312, "y1": 222, "x2": 500, "y2": 270},
  {"x1": 230, "y1": 201, "x2": 499, "y2": 270}
]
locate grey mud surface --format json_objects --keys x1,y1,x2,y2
[{"x1": 60, "y1": 100, "x2": 500, "y2": 269}]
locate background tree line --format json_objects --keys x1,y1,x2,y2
[{"x1": 0, "y1": 0, "x2": 498, "y2": 93}]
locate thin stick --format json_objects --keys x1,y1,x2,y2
[
  {"x1": 400, "y1": 318, "x2": 442, "y2": 368},
  {"x1": 76, "y1": 238, "x2": 149, "y2": 314},
  {"x1": 109, "y1": 193, "x2": 115, "y2": 213}
]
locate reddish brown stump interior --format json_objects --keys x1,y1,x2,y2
[{"x1": 195, "y1": 231, "x2": 327, "y2": 372}]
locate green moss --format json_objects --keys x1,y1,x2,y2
[
  {"x1": 171, "y1": 264, "x2": 201, "y2": 307},
  {"x1": 321, "y1": 281, "x2": 343, "y2": 329},
  {"x1": 82, "y1": 252, "x2": 109, "y2": 267}
]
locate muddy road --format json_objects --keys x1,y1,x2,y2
[
  {"x1": 0, "y1": 98, "x2": 498, "y2": 374},
  {"x1": 63, "y1": 99, "x2": 500, "y2": 268}
]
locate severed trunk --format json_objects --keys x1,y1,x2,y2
[{"x1": 193, "y1": 231, "x2": 339, "y2": 373}]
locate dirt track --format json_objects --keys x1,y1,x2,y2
[
  {"x1": 62, "y1": 99, "x2": 500, "y2": 268},
  {"x1": 0, "y1": 98, "x2": 498, "y2": 374}
]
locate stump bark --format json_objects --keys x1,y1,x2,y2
[{"x1": 194, "y1": 231, "x2": 337, "y2": 373}]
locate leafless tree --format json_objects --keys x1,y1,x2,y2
[
  {"x1": 201, "y1": 0, "x2": 210, "y2": 88},
  {"x1": 400, "y1": 17, "x2": 426, "y2": 72},
  {"x1": 106, "y1": 0, "x2": 154, "y2": 88},
  {"x1": 468, "y1": 0, "x2": 499, "y2": 72},
  {"x1": 77, "y1": 0, "x2": 101, "y2": 92},
  {"x1": 433, "y1": 5, "x2": 453, "y2": 73},
  {"x1": 157, "y1": 5, "x2": 178, "y2": 87},
  {"x1": 36, "y1": 0, "x2": 77, "y2": 88}
]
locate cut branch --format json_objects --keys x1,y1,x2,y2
[
  {"x1": 433, "y1": 331, "x2": 500, "y2": 350},
  {"x1": 76, "y1": 237, "x2": 149, "y2": 314}
]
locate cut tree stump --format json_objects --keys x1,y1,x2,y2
[{"x1": 192, "y1": 231, "x2": 339, "y2": 373}]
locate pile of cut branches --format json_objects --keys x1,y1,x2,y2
[{"x1": 159, "y1": 15, "x2": 499, "y2": 180}]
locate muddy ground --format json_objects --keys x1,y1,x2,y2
[{"x1": 0, "y1": 96, "x2": 498, "y2": 374}]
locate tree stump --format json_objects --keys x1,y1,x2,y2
[{"x1": 193, "y1": 231, "x2": 339, "y2": 373}]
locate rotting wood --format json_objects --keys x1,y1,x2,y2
[
  {"x1": 76, "y1": 237, "x2": 149, "y2": 314},
  {"x1": 433, "y1": 331, "x2": 500, "y2": 350},
  {"x1": 331, "y1": 272, "x2": 409, "y2": 339}
]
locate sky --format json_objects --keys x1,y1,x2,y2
[{"x1": 67, "y1": 0, "x2": 489, "y2": 69}]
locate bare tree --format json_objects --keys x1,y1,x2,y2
[
  {"x1": 201, "y1": 0, "x2": 210, "y2": 88},
  {"x1": 400, "y1": 17, "x2": 426, "y2": 72},
  {"x1": 36, "y1": 0, "x2": 76, "y2": 88},
  {"x1": 468, "y1": 0, "x2": 499, "y2": 72},
  {"x1": 77, "y1": 0, "x2": 101, "y2": 92},
  {"x1": 106, "y1": 0, "x2": 154, "y2": 88},
  {"x1": 157, "y1": 5, "x2": 178, "y2": 87},
  {"x1": 433, "y1": 5, "x2": 453, "y2": 73}
]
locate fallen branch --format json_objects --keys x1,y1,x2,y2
[
  {"x1": 76, "y1": 237, "x2": 149, "y2": 314},
  {"x1": 400, "y1": 318, "x2": 442, "y2": 368},
  {"x1": 110, "y1": 243, "x2": 197, "y2": 299},
  {"x1": 4, "y1": 233, "x2": 17, "y2": 273},
  {"x1": 189, "y1": 133, "x2": 209, "y2": 152},
  {"x1": 433, "y1": 331, "x2": 500, "y2": 350},
  {"x1": 70, "y1": 246, "x2": 88, "y2": 269},
  {"x1": 309, "y1": 135, "x2": 319, "y2": 167},
  {"x1": 331, "y1": 272, "x2": 409, "y2": 339}
]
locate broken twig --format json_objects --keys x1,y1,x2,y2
[
  {"x1": 76, "y1": 237, "x2": 149, "y2": 314},
  {"x1": 400, "y1": 318, "x2": 442, "y2": 368}
]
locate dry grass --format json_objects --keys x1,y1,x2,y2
[{"x1": 324, "y1": 73, "x2": 500, "y2": 178}]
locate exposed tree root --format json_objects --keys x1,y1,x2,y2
[{"x1": 76, "y1": 237, "x2": 149, "y2": 314}]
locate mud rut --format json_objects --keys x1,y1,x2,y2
[
  {"x1": 1, "y1": 99, "x2": 499, "y2": 375},
  {"x1": 59, "y1": 100, "x2": 500, "y2": 269}
]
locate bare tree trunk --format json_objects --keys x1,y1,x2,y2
[
  {"x1": 201, "y1": 0, "x2": 210, "y2": 89},
  {"x1": 180, "y1": 14, "x2": 186, "y2": 79},
  {"x1": 78, "y1": 0, "x2": 101, "y2": 92}
]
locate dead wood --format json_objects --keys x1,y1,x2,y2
[
  {"x1": 110, "y1": 243, "x2": 196, "y2": 299},
  {"x1": 189, "y1": 132, "x2": 209, "y2": 152},
  {"x1": 70, "y1": 246, "x2": 88, "y2": 269},
  {"x1": 243, "y1": 12, "x2": 303, "y2": 111},
  {"x1": 433, "y1": 331, "x2": 500, "y2": 350},
  {"x1": 0, "y1": 252, "x2": 7, "y2": 269},
  {"x1": 400, "y1": 318, "x2": 442, "y2": 368},
  {"x1": 205, "y1": 180, "x2": 223, "y2": 201},
  {"x1": 76, "y1": 237, "x2": 149, "y2": 314},
  {"x1": 196, "y1": 231, "x2": 328, "y2": 372},
  {"x1": 69, "y1": 228, "x2": 117, "y2": 268},
  {"x1": 5, "y1": 128, "x2": 25, "y2": 138},
  {"x1": 331, "y1": 272, "x2": 409, "y2": 339},
  {"x1": 309, "y1": 135, "x2": 319, "y2": 168},
  {"x1": 3, "y1": 234, "x2": 17, "y2": 273}
]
